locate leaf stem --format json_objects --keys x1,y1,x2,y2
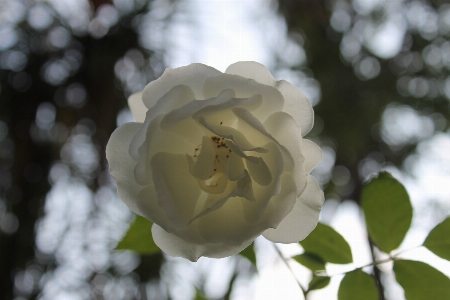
[
  {"x1": 273, "y1": 243, "x2": 307, "y2": 298},
  {"x1": 314, "y1": 245, "x2": 423, "y2": 277},
  {"x1": 368, "y1": 238, "x2": 386, "y2": 300}
]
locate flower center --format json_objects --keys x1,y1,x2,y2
[
  {"x1": 193, "y1": 135, "x2": 233, "y2": 175},
  {"x1": 210, "y1": 135, "x2": 232, "y2": 174},
  {"x1": 191, "y1": 134, "x2": 233, "y2": 194}
]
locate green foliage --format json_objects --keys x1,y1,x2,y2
[
  {"x1": 308, "y1": 275, "x2": 330, "y2": 291},
  {"x1": 338, "y1": 269, "x2": 379, "y2": 300},
  {"x1": 300, "y1": 222, "x2": 353, "y2": 264},
  {"x1": 394, "y1": 259, "x2": 450, "y2": 300},
  {"x1": 293, "y1": 253, "x2": 326, "y2": 271},
  {"x1": 361, "y1": 172, "x2": 412, "y2": 253},
  {"x1": 239, "y1": 243, "x2": 257, "y2": 268},
  {"x1": 423, "y1": 217, "x2": 450, "y2": 260},
  {"x1": 116, "y1": 215, "x2": 160, "y2": 255},
  {"x1": 194, "y1": 289, "x2": 209, "y2": 300}
]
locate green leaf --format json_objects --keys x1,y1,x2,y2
[
  {"x1": 338, "y1": 269, "x2": 379, "y2": 300},
  {"x1": 394, "y1": 259, "x2": 450, "y2": 300},
  {"x1": 361, "y1": 172, "x2": 412, "y2": 253},
  {"x1": 238, "y1": 243, "x2": 257, "y2": 268},
  {"x1": 115, "y1": 215, "x2": 160, "y2": 255},
  {"x1": 308, "y1": 275, "x2": 330, "y2": 291},
  {"x1": 194, "y1": 289, "x2": 209, "y2": 300},
  {"x1": 293, "y1": 253, "x2": 326, "y2": 271},
  {"x1": 423, "y1": 217, "x2": 450, "y2": 260},
  {"x1": 299, "y1": 222, "x2": 353, "y2": 264}
]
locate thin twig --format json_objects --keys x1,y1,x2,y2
[
  {"x1": 368, "y1": 238, "x2": 385, "y2": 300},
  {"x1": 314, "y1": 245, "x2": 422, "y2": 277},
  {"x1": 273, "y1": 243, "x2": 307, "y2": 298}
]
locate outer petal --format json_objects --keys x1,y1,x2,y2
[
  {"x1": 137, "y1": 185, "x2": 208, "y2": 245},
  {"x1": 275, "y1": 80, "x2": 314, "y2": 136},
  {"x1": 152, "y1": 224, "x2": 253, "y2": 262},
  {"x1": 254, "y1": 173, "x2": 298, "y2": 230},
  {"x1": 130, "y1": 85, "x2": 196, "y2": 160},
  {"x1": 225, "y1": 61, "x2": 276, "y2": 86},
  {"x1": 263, "y1": 175, "x2": 324, "y2": 243},
  {"x1": 150, "y1": 152, "x2": 202, "y2": 228},
  {"x1": 225, "y1": 61, "x2": 313, "y2": 135},
  {"x1": 106, "y1": 123, "x2": 143, "y2": 214},
  {"x1": 264, "y1": 111, "x2": 307, "y2": 197},
  {"x1": 136, "y1": 185, "x2": 174, "y2": 232},
  {"x1": 142, "y1": 63, "x2": 221, "y2": 108},
  {"x1": 127, "y1": 92, "x2": 147, "y2": 123},
  {"x1": 203, "y1": 73, "x2": 284, "y2": 121},
  {"x1": 302, "y1": 139, "x2": 322, "y2": 174},
  {"x1": 134, "y1": 115, "x2": 195, "y2": 185}
]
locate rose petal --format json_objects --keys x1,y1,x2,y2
[
  {"x1": 188, "y1": 183, "x2": 239, "y2": 224},
  {"x1": 152, "y1": 224, "x2": 253, "y2": 261},
  {"x1": 264, "y1": 111, "x2": 307, "y2": 196},
  {"x1": 225, "y1": 61, "x2": 277, "y2": 86},
  {"x1": 197, "y1": 195, "x2": 258, "y2": 243},
  {"x1": 243, "y1": 174, "x2": 297, "y2": 230},
  {"x1": 302, "y1": 139, "x2": 322, "y2": 174},
  {"x1": 106, "y1": 123, "x2": 144, "y2": 214},
  {"x1": 150, "y1": 152, "x2": 202, "y2": 228},
  {"x1": 225, "y1": 62, "x2": 314, "y2": 135},
  {"x1": 256, "y1": 173, "x2": 297, "y2": 229},
  {"x1": 160, "y1": 89, "x2": 235, "y2": 128},
  {"x1": 192, "y1": 94, "x2": 262, "y2": 119},
  {"x1": 142, "y1": 63, "x2": 221, "y2": 109},
  {"x1": 231, "y1": 108, "x2": 296, "y2": 173},
  {"x1": 226, "y1": 152, "x2": 245, "y2": 181},
  {"x1": 263, "y1": 175, "x2": 324, "y2": 243},
  {"x1": 241, "y1": 142, "x2": 283, "y2": 223},
  {"x1": 191, "y1": 136, "x2": 216, "y2": 180},
  {"x1": 130, "y1": 85, "x2": 196, "y2": 160},
  {"x1": 231, "y1": 108, "x2": 306, "y2": 197},
  {"x1": 196, "y1": 168, "x2": 296, "y2": 244},
  {"x1": 127, "y1": 92, "x2": 147, "y2": 123},
  {"x1": 136, "y1": 185, "x2": 174, "y2": 231},
  {"x1": 198, "y1": 117, "x2": 265, "y2": 152},
  {"x1": 275, "y1": 80, "x2": 314, "y2": 136},
  {"x1": 203, "y1": 73, "x2": 284, "y2": 120},
  {"x1": 197, "y1": 174, "x2": 228, "y2": 195},
  {"x1": 137, "y1": 185, "x2": 211, "y2": 245},
  {"x1": 134, "y1": 115, "x2": 194, "y2": 185},
  {"x1": 245, "y1": 157, "x2": 272, "y2": 186},
  {"x1": 235, "y1": 169, "x2": 256, "y2": 201}
]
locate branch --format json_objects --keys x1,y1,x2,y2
[{"x1": 273, "y1": 243, "x2": 307, "y2": 298}]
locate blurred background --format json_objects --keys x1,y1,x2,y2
[{"x1": 0, "y1": 0, "x2": 449, "y2": 299}]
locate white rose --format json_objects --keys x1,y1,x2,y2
[{"x1": 106, "y1": 61, "x2": 324, "y2": 261}]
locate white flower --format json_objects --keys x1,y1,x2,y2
[{"x1": 106, "y1": 62, "x2": 324, "y2": 261}]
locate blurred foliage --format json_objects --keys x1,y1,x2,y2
[
  {"x1": 276, "y1": 1, "x2": 450, "y2": 298},
  {"x1": 0, "y1": 0, "x2": 166, "y2": 298},
  {"x1": 116, "y1": 215, "x2": 160, "y2": 255},
  {"x1": 238, "y1": 243, "x2": 257, "y2": 269},
  {"x1": 277, "y1": 0, "x2": 450, "y2": 201},
  {"x1": 300, "y1": 173, "x2": 450, "y2": 300}
]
